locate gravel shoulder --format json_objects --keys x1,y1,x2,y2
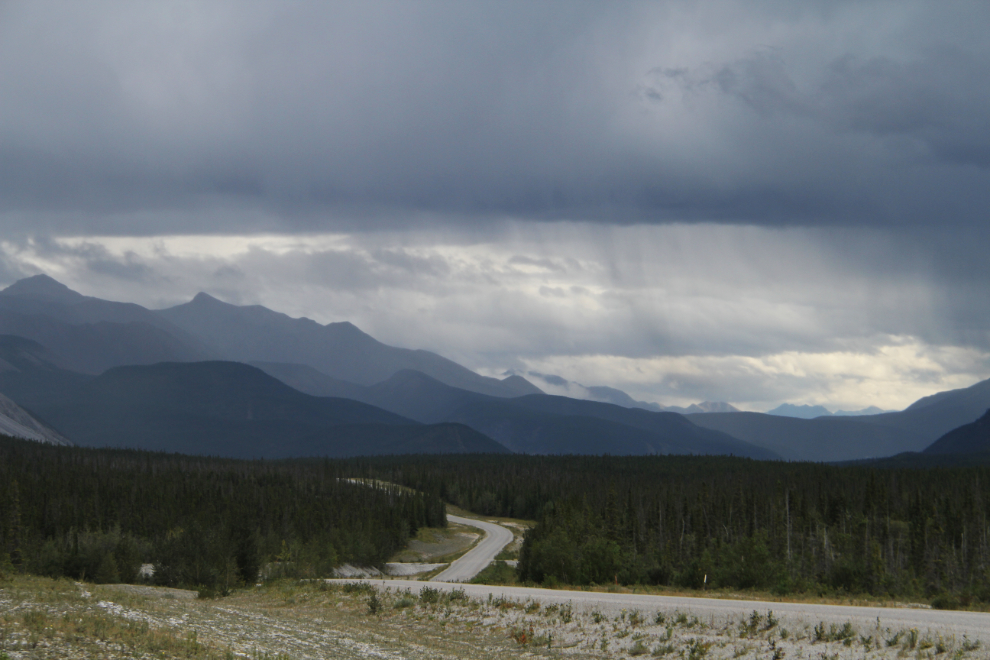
[{"x1": 4, "y1": 574, "x2": 989, "y2": 659}]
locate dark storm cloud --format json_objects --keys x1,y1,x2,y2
[{"x1": 1, "y1": 1, "x2": 989, "y2": 234}]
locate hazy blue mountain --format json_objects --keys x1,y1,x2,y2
[
  {"x1": 767, "y1": 403, "x2": 833, "y2": 419},
  {"x1": 862, "y1": 378, "x2": 990, "y2": 441},
  {"x1": 30, "y1": 361, "x2": 508, "y2": 458},
  {"x1": 361, "y1": 369, "x2": 490, "y2": 422},
  {"x1": 0, "y1": 310, "x2": 211, "y2": 375},
  {"x1": 502, "y1": 395, "x2": 775, "y2": 458},
  {"x1": 0, "y1": 276, "x2": 214, "y2": 373},
  {"x1": 257, "y1": 366, "x2": 774, "y2": 459},
  {"x1": 832, "y1": 406, "x2": 892, "y2": 416},
  {"x1": 351, "y1": 370, "x2": 776, "y2": 459},
  {"x1": 158, "y1": 292, "x2": 541, "y2": 398},
  {"x1": 445, "y1": 398, "x2": 775, "y2": 458},
  {"x1": 1, "y1": 275, "x2": 191, "y2": 333},
  {"x1": 924, "y1": 409, "x2": 990, "y2": 455},
  {"x1": 0, "y1": 334, "x2": 94, "y2": 413},
  {"x1": 688, "y1": 412, "x2": 929, "y2": 462},
  {"x1": 692, "y1": 378, "x2": 990, "y2": 461},
  {"x1": 512, "y1": 371, "x2": 658, "y2": 410},
  {"x1": 765, "y1": 403, "x2": 893, "y2": 418},
  {"x1": 249, "y1": 361, "x2": 368, "y2": 400},
  {"x1": 513, "y1": 370, "x2": 739, "y2": 414},
  {"x1": 666, "y1": 401, "x2": 740, "y2": 414},
  {"x1": 1, "y1": 275, "x2": 540, "y2": 398}
]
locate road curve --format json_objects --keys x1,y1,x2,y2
[
  {"x1": 330, "y1": 579, "x2": 990, "y2": 642},
  {"x1": 431, "y1": 515, "x2": 514, "y2": 583}
]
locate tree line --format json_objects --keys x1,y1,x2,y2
[
  {"x1": 7, "y1": 437, "x2": 990, "y2": 603},
  {"x1": 0, "y1": 436, "x2": 445, "y2": 592},
  {"x1": 351, "y1": 454, "x2": 990, "y2": 602}
]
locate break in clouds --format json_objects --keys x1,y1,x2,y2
[
  {"x1": 3, "y1": 224, "x2": 988, "y2": 412},
  {"x1": 1, "y1": 1, "x2": 989, "y2": 410}
]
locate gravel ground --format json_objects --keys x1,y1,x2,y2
[{"x1": 4, "y1": 575, "x2": 988, "y2": 659}]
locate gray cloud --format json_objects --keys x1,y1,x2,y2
[
  {"x1": 0, "y1": 1, "x2": 988, "y2": 233},
  {"x1": 1, "y1": 1, "x2": 989, "y2": 410}
]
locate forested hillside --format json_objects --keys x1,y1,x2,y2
[
  {"x1": 0, "y1": 437, "x2": 444, "y2": 592},
  {"x1": 358, "y1": 454, "x2": 990, "y2": 601}
]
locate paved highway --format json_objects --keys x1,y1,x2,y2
[
  {"x1": 431, "y1": 515, "x2": 514, "y2": 583},
  {"x1": 334, "y1": 579, "x2": 990, "y2": 642}
]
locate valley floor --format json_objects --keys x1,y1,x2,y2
[{"x1": 2, "y1": 575, "x2": 988, "y2": 660}]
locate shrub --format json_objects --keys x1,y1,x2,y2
[
  {"x1": 931, "y1": 593, "x2": 961, "y2": 610},
  {"x1": 367, "y1": 591, "x2": 382, "y2": 615},
  {"x1": 419, "y1": 586, "x2": 440, "y2": 604}
]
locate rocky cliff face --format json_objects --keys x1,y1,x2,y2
[{"x1": 0, "y1": 391, "x2": 71, "y2": 445}]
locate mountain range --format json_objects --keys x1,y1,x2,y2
[
  {"x1": 1, "y1": 273, "x2": 989, "y2": 463},
  {"x1": 766, "y1": 403, "x2": 893, "y2": 419},
  {"x1": 31, "y1": 361, "x2": 505, "y2": 458},
  {"x1": 510, "y1": 370, "x2": 739, "y2": 414}
]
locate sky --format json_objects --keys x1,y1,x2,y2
[{"x1": 1, "y1": 0, "x2": 989, "y2": 411}]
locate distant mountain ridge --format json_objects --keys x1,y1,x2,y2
[
  {"x1": 6, "y1": 274, "x2": 990, "y2": 464},
  {"x1": 511, "y1": 370, "x2": 738, "y2": 414},
  {"x1": 767, "y1": 403, "x2": 833, "y2": 419},
  {"x1": 690, "y1": 376, "x2": 990, "y2": 461},
  {"x1": 924, "y1": 409, "x2": 990, "y2": 455},
  {"x1": 253, "y1": 365, "x2": 778, "y2": 460},
  {"x1": 0, "y1": 275, "x2": 212, "y2": 373},
  {"x1": 158, "y1": 292, "x2": 541, "y2": 398},
  {"x1": 28, "y1": 361, "x2": 508, "y2": 458},
  {"x1": 0, "y1": 275, "x2": 540, "y2": 399},
  {"x1": 767, "y1": 403, "x2": 893, "y2": 419}
]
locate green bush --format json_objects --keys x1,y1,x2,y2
[{"x1": 931, "y1": 593, "x2": 961, "y2": 610}]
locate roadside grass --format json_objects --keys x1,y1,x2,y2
[
  {"x1": 388, "y1": 521, "x2": 482, "y2": 564},
  {"x1": 470, "y1": 561, "x2": 518, "y2": 585},
  {"x1": 0, "y1": 576, "x2": 231, "y2": 659},
  {"x1": 3, "y1": 575, "x2": 986, "y2": 659}
]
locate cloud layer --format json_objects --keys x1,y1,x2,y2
[
  {"x1": 1, "y1": 1, "x2": 989, "y2": 231},
  {"x1": 1, "y1": 1, "x2": 988, "y2": 410}
]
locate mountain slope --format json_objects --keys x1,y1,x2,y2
[
  {"x1": 249, "y1": 361, "x2": 369, "y2": 400},
  {"x1": 31, "y1": 361, "x2": 508, "y2": 458},
  {"x1": 0, "y1": 310, "x2": 210, "y2": 374},
  {"x1": 0, "y1": 391, "x2": 70, "y2": 445},
  {"x1": 0, "y1": 275, "x2": 216, "y2": 373},
  {"x1": 924, "y1": 409, "x2": 990, "y2": 455},
  {"x1": 688, "y1": 377, "x2": 990, "y2": 461},
  {"x1": 158, "y1": 292, "x2": 541, "y2": 398},
  {"x1": 257, "y1": 366, "x2": 775, "y2": 459},
  {"x1": 0, "y1": 274, "x2": 194, "y2": 333},
  {"x1": 0, "y1": 334, "x2": 94, "y2": 415},
  {"x1": 688, "y1": 412, "x2": 929, "y2": 462},
  {"x1": 864, "y1": 378, "x2": 990, "y2": 440},
  {"x1": 340, "y1": 369, "x2": 777, "y2": 459},
  {"x1": 767, "y1": 403, "x2": 832, "y2": 419},
  {"x1": 501, "y1": 394, "x2": 777, "y2": 459},
  {"x1": 443, "y1": 398, "x2": 774, "y2": 458}
]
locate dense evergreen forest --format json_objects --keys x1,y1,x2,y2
[
  {"x1": 6, "y1": 437, "x2": 990, "y2": 603},
  {"x1": 354, "y1": 454, "x2": 990, "y2": 602},
  {"x1": 0, "y1": 437, "x2": 444, "y2": 592}
]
